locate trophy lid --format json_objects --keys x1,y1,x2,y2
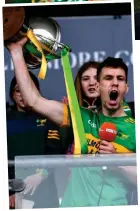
[
  {"x1": 27, "y1": 16, "x2": 61, "y2": 52},
  {"x1": 3, "y1": 7, "x2": 25, "y2": 40},
  {"x1": 23, "y1": 16, "x2": 62, "y2": 69}
]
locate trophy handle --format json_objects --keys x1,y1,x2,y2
[{"x1": 22, "y1": 24, "x2": 71, "y2": 62}]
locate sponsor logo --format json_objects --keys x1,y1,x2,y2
[
  {"x1": 117, "y1": 131, "x2": 129, "y2": 139},
  {"x1": 86, "y1": 134, "x2": 100, "y2": 154},
  {"x1": 88, "y1": 120, "x2": 96, "y2": 128},
  {"x1": 36, "y1": 119, "x2": 47, "y2": 126},
  {"x1": 105, "y1": 128, "x2": 117, "y2": 134}
]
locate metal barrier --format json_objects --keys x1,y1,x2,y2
[
  {"x1": 8, "y1": 153, "x2": 136, "y2": 168},
  {"x1": 8, "y1": 153, "x2": 137, "y2": 209}
]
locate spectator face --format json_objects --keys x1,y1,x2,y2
[
  {"x1": 81, "y1": 67, "x2": 100, "y2": 100},
  {"x1": 12, "y1": 85, "x2": 26, "y2": 111}
]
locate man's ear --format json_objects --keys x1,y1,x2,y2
[
  {"x1": 95, "y1": 82, "x2": 100, "y2": 93},
  {"x1": 125, "y1": 84, "x2": 129, "y2": 94},
  {"x1": 95, "y1": 82, "x2": 100, "y2": 94}
]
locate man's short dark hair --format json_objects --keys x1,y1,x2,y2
[
  {"x1": 10, "y1": 71, "x2": 40, "y2": 101},
  {"x1": 97, "y1": 57, "x2": 128, "y2": 83}
]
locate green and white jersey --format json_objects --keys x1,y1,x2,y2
[
  {"x1": 60, "y1": 106, "x2": 136, "y2": 207},
  {"x1": 63, "y1": 106, "x2": 135, "y2": 154},
  {"x1": 79, "y1": 107, "x2": 135, "y2": 154}
]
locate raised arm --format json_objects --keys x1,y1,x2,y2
[{"x1": 7, "y1": 37, "x2": 66, "y2": 126}]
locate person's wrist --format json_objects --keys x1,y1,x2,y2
[
  {"x1": 10, "y1": 47, "x2": 23, "y2": 57},
  {"x1": 36, "y1": 168, "x2": 48, "y2": 179}
]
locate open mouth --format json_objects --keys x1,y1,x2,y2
[
  {"x1": 109, "y1": 90, "x2": 118, "y2": 100},
  {"x1": 19, "y1": 99, "x2": 24, "y2": 104},
  {"x1": 88, "y1": 88, "x2": 96, "y2": 93},
  {"x1": 109, "y1": 90, "x2": 118, "y2": 105}
]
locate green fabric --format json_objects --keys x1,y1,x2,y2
[
  {"x1": 61, "y1": 167, "x2": 129, "y2": 207},
  {"x1": 25, "y1": 43, "x2": 60, "y2": 62},
  {"x1": 123, "y1": 101, "x2": 132, "y2": 117},
  {"x1": 80, "y1": 108, "x2": 135, "y2": 153},
  {"x1": 61, "y1": 107, "x2": 136, "y2": 207}
]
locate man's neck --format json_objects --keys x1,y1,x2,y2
[{"x1": 102, "y1": 107, "x2": 127, "y2": 117}]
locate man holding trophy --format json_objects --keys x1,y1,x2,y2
[{"x1": 4, "y1": 6, "x2": 136, "y2": 207}]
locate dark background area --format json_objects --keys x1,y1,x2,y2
[
  {"x1": 23, "y1": 2, "x2": 131, "y2": 17},
  {"x1": 135, "y1": 0, "x2": 140, "y2": 39}
]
